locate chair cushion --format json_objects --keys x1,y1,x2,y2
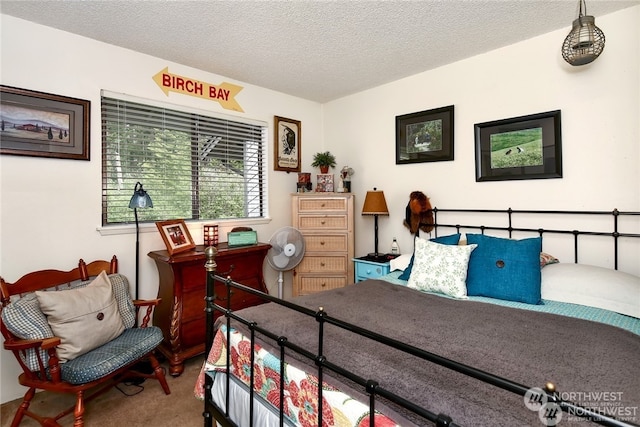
[
  {"x1": 36, "y1": 271, "x2": 125, "y2": 362},
  {"x1": 60, "y1": 326, "x2": 163, "y2": 384},
  {"x1": 106, "y1": 274, "x2": 136, "y2": 329},
  {"x1": 1, "y1": 293, "x2": 54, "y2": 371},
  {"x1": 2, "y1": 272, "x2": 136, "y2": 371}
]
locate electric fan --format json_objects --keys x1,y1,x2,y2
[{"x1": 266, "y1": 226, "x2": 306, "y2": 298}]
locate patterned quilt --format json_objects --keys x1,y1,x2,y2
[{"x1": 195, "y1": 324, "x2": 401, "y2": 427}]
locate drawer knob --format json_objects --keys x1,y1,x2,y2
[
  {"x1": 320, "y1": 241, "x2": 325, "y2": 245},
  {"x1": 321, "y1": 283, "x2": 326, "y2": 287},
  {"x1": 320, "y1": 262, "x2": 326, "y2": 267},
  {"x1": 321, "y1": 220, "x2": 326, "y2": 225}
]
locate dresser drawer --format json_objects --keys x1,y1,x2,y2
[
  {"x1": 297, "y1": 255, "x2": 347, "y2": 273},
  {"x1": 297, "y1": 276, "x2": 348, "y2": 294},
  {"x1": 298, "y1": 215, "x2": 348, "y2": 230},
  {"x1": 354, "y1": 260, "x2": 391, "y2": 282},
  {"x1": 304, "y1": 234, "x2": 348, "y2": 252},
  {"x1": 298, "y1": 197, "x2": 347, "y2": 212}
]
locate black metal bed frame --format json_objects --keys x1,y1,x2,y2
[{"x1": 202, "y1": 208, "x2": 640, "y2": 427}]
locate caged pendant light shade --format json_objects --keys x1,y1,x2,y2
[{"x1": 561, "y1": 0, "x2": 605, "y2": 66}]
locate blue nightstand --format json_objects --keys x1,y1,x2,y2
[{"x1": 353, "y1": 256, "x2": 396, "y2": 282}]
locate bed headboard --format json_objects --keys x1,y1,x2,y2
[{"x1": 424, "y1": 208, "x2": 640, "y2": 276}]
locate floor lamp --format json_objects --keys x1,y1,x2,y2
[
  {"x1": 361, "y1": 187, "x2": 389, "y2": 261},
  {"x1": 129, "y1": 182, "x2": 153, "y2": 300}
]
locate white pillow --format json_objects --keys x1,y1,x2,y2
[
  {"x1": 541, "y1": 263, "x2": 640, "y2": 318},
  {"x1": 36, "y1": 270, "x2": 125, "y2": 362},
  {"x1": 389, "y1": 253, "x2": 412, "y2": 272},
  {"x1": 407, "y1": 237, "x2": 477, "y2": 299}
]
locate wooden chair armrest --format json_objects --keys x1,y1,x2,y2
[
  {"x1": 4, "y1": 336, "x2": 61, "y2": 351},
  {"x1": 133, "y1": 298, "x2": 162, "y2": 328},
  {"x1": 4, "y1": 336, "x2": 63, "y2": 382},
  {"x1": 132, "y1": 298, "x2": 161, "y2": 307}
]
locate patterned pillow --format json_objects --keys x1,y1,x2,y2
[
  {"x1": 398, "y1": 233, "x2": 461, "y2": 280},
  {"x1": 106, "y1": 274, "x2": 136, "y2": 329},
  {"x1": 466, "y1": 234, "x2": 542, "y2": 304},
  {"x1": 540, "y1": 252, "x2": 559, "y2": 268},
  {"x1": 407, "y1": 237, "x2": 477, "y2": 299},
  {"x1": 1, "y1": 293, "x2": 54, "y2": 371}
]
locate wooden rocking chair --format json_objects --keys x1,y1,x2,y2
[{"x1": 0, "y1": 256, "x2": 171, "y2": 427}]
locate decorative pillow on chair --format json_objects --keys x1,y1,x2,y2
[
  {"x1": 466, "y1": 234, "x2": 542, "y2": 304},
  {"x1": 407, "y1": 237, "x2": 477, "y2": 299},
  {"x1": 399, "y1": 233, "x2": 461, "y2": 281},
  {"x1": 1, "y1": 293, "x2": 55, "y2": 371},
  {"x1": 36, "y1": 271, "x2": 125, "y2": 362}
]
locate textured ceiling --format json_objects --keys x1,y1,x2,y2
[{"x1": 1, "y1": 0, "x2": 637, "y2": 103}]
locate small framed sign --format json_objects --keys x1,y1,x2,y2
[
  {"x1": 156, "y1": 219, "x2": 195, "y2": 255},
  {"x1": 274, "y1": 115, "x2": 301, "y2": 173}
]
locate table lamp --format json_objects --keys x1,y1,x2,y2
[
  {"x1": 129, "y1": 182, "x2": 153, "y2": 299},
  {"x1": 361, "y1": 187, "x2": 389, "y2": 261}
]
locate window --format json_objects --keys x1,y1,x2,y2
[{"x1": 101, "y1": 92, "x2": 268, "y2": 226}]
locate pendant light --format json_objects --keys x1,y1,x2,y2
[{"x1": 561, "y1": 0, "x2": 605, "y2": 66}]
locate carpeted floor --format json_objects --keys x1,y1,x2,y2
[{"x1": 1, "y1": 357, "x2": 204, "y2": 427}]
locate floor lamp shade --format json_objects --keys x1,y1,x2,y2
[
  {"x1": 362, "y1": 188, "x2": 389, "y2": 259},
  {"x1": 129, "y1": 182, "x2": 153, "y2": 299}
]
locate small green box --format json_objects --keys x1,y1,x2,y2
[{"x1": 227, "y1": 230, "x2": 258, "y2": 247}]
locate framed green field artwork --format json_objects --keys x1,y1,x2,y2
[{"x1": 474, "y1": 110, "x2": 562, "y2": 182}]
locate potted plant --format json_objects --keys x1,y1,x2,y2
[{"x1": 311, "y1": 151, "x2": 337, "y2": 173}]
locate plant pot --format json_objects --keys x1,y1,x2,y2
[{"x1": 320, "y1": 166, "x2": 329, "y2": 173}]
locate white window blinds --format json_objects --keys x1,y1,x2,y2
[{"x1": 101, "y1": 93, "x2": 268, "y2": 226}]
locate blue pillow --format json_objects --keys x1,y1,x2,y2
[
  {"x1": 398, "y1": 233, "x2": 461, "y2": 281},
  {"x1": 466, "y1": 234, "x2": 542, "y2": 304}
]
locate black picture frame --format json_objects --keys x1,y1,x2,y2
[
  {"x1": 474, "y1": 110, "x2": 562, "y2": 182},
  {"x1": 396, "y1": 105, "x2": 454, "y2": 164},
  {"x1": 0, "y1": 85, "x2": 90, "y2": 160},
  {"x1": 274, "y1": 115, "x2": 301, "y2": 173}
]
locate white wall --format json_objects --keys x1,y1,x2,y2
[
  {"x1": 1, "y1": 6, "x2": 638, "y2": 403},
  {"x1": 323, "y1": 6, "x2": 639, "y2": 273},
  {"x1": 0, "y1": 14, "x2": 322, "y2": 402}
]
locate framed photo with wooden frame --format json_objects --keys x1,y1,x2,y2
[
  {"x1": 474, "y1": 110, "x2": 562, "y2": 182},
  {"x1": 0, "y1": 85, "x2": 90, "y2": 160},
  {"x1": 396, "y1": 105, "x2": 454, "y2": 164},
  {"x1": 274, "y1": 115, "x2": 301, "y2": 172},
  {"x1": 156, "y1": 219, "x2": 196, "y2": 255}
]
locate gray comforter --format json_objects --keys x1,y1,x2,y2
[{"x1": 220, "y1": 280, "x2": 640, "y2": 426}]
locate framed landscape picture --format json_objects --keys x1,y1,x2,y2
[
  {"x1": 396, "y1": 105, "x2": 454, "y2": 164},
  {"x1": 0, "y1": 85, "x2": 90, "y2": 160},
  {"x1": 474, "y1": 110, "x2": 562, "y2": 182}
]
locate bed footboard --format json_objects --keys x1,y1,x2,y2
[{"x1": 200, "y1": 243, "x2": 639, "y2": 427}]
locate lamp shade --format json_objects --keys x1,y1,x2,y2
[
  {"x1": 561, "y1": 0, "x2": 605, "y2": 66},
  {"x1": 362, "y1": 188, "x2": 389, "y2": 215},
  {"x1": 129, "y1": 182, "x2": 153, "y2": 209}
]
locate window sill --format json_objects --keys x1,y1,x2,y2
[{"x1": 97, "y1": 217, "x2": 272, "y2": 236}]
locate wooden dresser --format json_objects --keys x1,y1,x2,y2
[
  {"x1": 291, "y1": 193, "x2": 354, "y2": 296},
  {"x1": 148, "y1": 243, "x2": 270, "y2": 375}
]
